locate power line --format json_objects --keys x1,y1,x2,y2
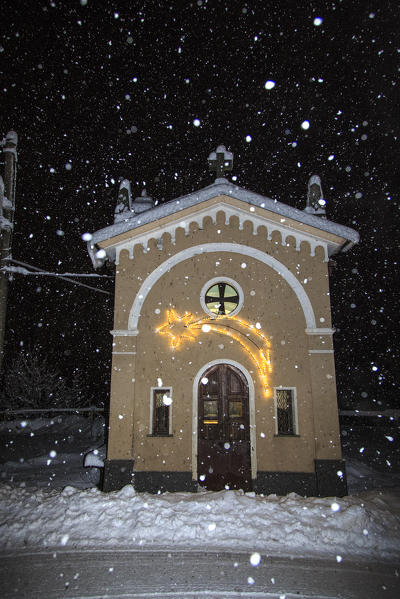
[{"x1": 2, "y1": 259, "x2": 113, "y2": 296}]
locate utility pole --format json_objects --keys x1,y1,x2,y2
[{"x1": 0, "y1": 131, "x2": 18, "y2": 374}]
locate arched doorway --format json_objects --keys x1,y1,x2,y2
[{"x1": 197, "y1": 363, "x2": 251, "y2": 491}]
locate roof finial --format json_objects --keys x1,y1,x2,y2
[
  {"x1": 208, "y1": 145, "x2": 233, "y2": 182},
  {"x1": 114, "y1": 179, "x2": 132, "y2": 223},
  {"x1": 133, "y1": 188, "x2": 154, "y2": 213},
  {"x1": 305, "y1": 175, "x2": 326, "y2": 217}
]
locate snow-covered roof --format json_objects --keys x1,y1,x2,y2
[{"x1": 91, "y1": 179, "x2": 359, "y2": 249}]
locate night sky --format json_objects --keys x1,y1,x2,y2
[{"x1": 1, "y1": 1, "x2": 398, "y2": 408}]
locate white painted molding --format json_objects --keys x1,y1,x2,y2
[
  {"x1": 192, "y1": 359, "x2": 257, "y2": 481},
  {"x1": 111, "y1": 202, "x2": 331, "y2": 263},
  {"x1": 128, "y1": 243, "x2": 317, "y2": 332},
  {"x1": 305, "y1": 328, "x2": 335, "y2": 335},
  {"x1": 91, "y1": 181, "x2": 359, "y2": 253},
  {"x1": 110, "y1": 329, "x2": 139, "y2": 337},
  {"x1": 308, "y1": 349, "x2": 334, "y2": 354}
]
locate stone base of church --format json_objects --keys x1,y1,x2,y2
[
  {"x1": 254, "y1": 460, "x2": 347, "y2": 497},
  {"x1": 253, "y1": 471, "x2": 317, "y2": 496},
  {"x1": 102, "y1": 459, "x2": 134, "y2": 492},
  {"x1": 102, "y1": 460, "x2": 347, "y2": 497},
  {"x1": 102, "y1": 464, "x2": 197, "y2": 493},
  {"x1": 133, "y1": 471, "x2": 198, "y2": 494}
]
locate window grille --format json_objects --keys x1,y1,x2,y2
[
  {"x1": 204, "y1": 282, "x2": 239, "y2": 315},
  {"x1": 276, "y1": 388, "x2": 295, "y2": 435},
  {"x1": 152, "y1": 388, "x2": 171, "y2": 435}
]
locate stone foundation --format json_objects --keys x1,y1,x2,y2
[
  {"x1": 101, "y1": 460, "x2": 347, "y2": 497},
  {"x1": 102, "y1": 459, "x2": 134, "y2": 492}
]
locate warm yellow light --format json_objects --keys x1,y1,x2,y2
[
  {"x1": 156, "y1": 310, "x2": 273, "y2": 395},
  {"x1": 156, "y1": 309, "x2": 198, "y2": 349}
]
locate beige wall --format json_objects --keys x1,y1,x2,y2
[{"x1": 106, "y1": 208, "x2": 342, "y2": 474}]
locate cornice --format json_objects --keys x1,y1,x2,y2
[{"x1": 105, "y1": 200, "x2": 342, "y2": 263}]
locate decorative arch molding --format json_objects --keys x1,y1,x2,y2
[
  {"x1": 127, "y1": 243, "x2": 317, "y2": 332},
  {"x1": 113, "y1": 203, "x2": 330, "y2": 263},
  {"x1": 192, "y1": 359, "x2": 257, "y2": 481}
]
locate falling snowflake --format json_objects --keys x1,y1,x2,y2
[
  {"x1": 162, "y1": 395, "x2": 172, "y2": 406},
  {"x1": 250, "y1": 552, "x2": 261, "y2": 566}
]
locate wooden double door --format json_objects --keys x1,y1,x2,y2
[{"x1": 198, "y1": 364, "x2": 251, "y2": 491}]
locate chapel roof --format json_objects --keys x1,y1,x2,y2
[{"x1": 90, "y1": 177, "x2": 359, "y2": 247}]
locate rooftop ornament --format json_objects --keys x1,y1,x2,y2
[
  {"x1": 114, "y1": 182, "x2": 154, "y2": 223},
  {"x1": 133, "y1": 188, "x2": 154, "y2": 214},
  {"x1": 208, "y1": 145, "x2": 233, "y2": 182},
  {"x1": 305, "y1": 175, "x2": 327, "y2": 217}
]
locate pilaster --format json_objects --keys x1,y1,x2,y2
[
  {"x1": 306, "y1": 329, "x2": 342, "y2": 461},
  {"x1": 106, "y1": 332, "x2": 137, "y2": 460}
]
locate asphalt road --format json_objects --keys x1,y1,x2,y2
[{"x1": 1, "y1": 549, "x2": 399, "y2": 599}]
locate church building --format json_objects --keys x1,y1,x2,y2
[{"x1": 88, "y1": 146, "x2": 358, "y2": 497}]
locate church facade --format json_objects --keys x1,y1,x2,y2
[{"x1": 89, "y1": 146, "x2": 358, "y2": 497}]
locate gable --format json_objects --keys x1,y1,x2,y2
[{"x1": 89, "y1": 182, "x2": 359, "y2": 267}]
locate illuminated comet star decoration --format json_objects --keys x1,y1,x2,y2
[{"x1": 156, "y1": 309, "x2": 272, "y2": 396}]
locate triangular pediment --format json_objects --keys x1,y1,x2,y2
[{"x1": 89, "y1": 180, "x2": 359, "y2": 267}]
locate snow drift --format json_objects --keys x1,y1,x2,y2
[{"x1": 1, "y1": 483, "x2": 399, "y2": 561}]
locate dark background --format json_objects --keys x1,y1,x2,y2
[{"x1": 1, "y1": 0, "x2": 398, "y2": 409}]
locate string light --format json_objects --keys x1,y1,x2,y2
[
  {"x1": 156, "y1": 310, "x2": 272, "y2": 396},
  {"x1": 156, "y1": 309, "x2": 198, "y2": 349}
]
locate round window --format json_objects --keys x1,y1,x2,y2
[{"x1": 204, "y1": 282, "x2": 240, "y2": 316}]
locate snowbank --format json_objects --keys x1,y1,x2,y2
[{"x1": 1, "y1": 484, "x2": 399, "y2": 560}]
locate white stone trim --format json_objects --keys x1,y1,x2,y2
[
  {"x1": 200, "y1": 276, "x2": 244, "y2": 317},
  {"x1": 305, "y1": 328, "x2": 335, "y2": 335},
  {"x1": 91, "y1": 180, "x2": 359, "y2": 257},
  {"x1": 308, "y1": 349, "x2": 334, "y2": 354},
  {"x1": 110, "y1": 329, "x2": 139, "y2": 337},
  {"x1": 192, "y1": 359, "x2": 257, "y2": 481},
  {"x1": 111, "y1": 201, "x2": 331, "y2": 263},
  {"x1": 273, "y1": 387, "x2": 299, "y2": 436},
  {"x1": 149, "y1": 386, "x2": 173, "y2": 436},
  {"x1": 128, "y1": 243, "x2": 316, "y2": 332}
]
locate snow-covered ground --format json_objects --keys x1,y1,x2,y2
[
  {"x1": 0, "y1": 416, "x2": 400, "y2": 563},
  {"x1": 1, "y1": 481, "x2": 400, "y2": 563},
  {"x1": 1, "y1": 416, "x2": 399, "y2": 563},
  {"x1": 0, "y1": 415, "x2": 103, "y2": 489}
]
